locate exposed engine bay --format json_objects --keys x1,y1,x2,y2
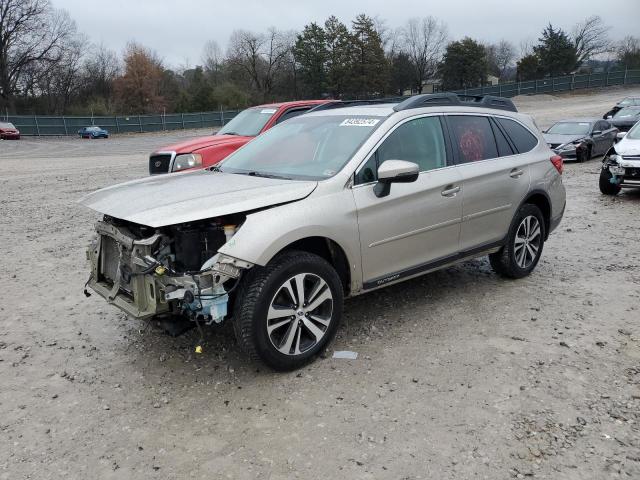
[{"x1": 86, "y1": 214, "x2": 253, "y2": 325}]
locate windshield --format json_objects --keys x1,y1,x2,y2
[
  {"x1": 547, "y1": 122, "x2": 591, "y2": 135},
  {"x1": 627, "y1": 121, "x2": 640, "y2": 140},
  {"x1": 0, "y1": 122, "x2": 15, "y2": 129},
  {"x1": 218, "y1": 115, "x2": 384, "y2": 180},
  {"x1": 614, "y1": 107, "x2": 640, "y2": 118},
  {"x1": 217, "y1": 107, "x2": 277, "y2": 136},
  {"x1": 619, "y1": 98, "x2": 640, "y2": 107}
]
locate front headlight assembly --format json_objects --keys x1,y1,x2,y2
[{"x1": 172, "y1": 153, "x2": 203, "y2": 172}]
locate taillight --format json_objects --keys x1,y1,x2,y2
[{"x1": 550, "y1": 155, "x2": 563, "y2": 174}]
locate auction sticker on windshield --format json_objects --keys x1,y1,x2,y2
[
  {"x1": 340, "y1": 118, "x2": 380, "y2": 127},
  {"x1": 261, "y1": 109, "x2": 277, "y2": 114}
]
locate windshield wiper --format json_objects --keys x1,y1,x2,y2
[
  {"x1": 241, "y1": 171, "x2": 292, "y2": 180},
  {"x1": 220, "y1": 131, "x2": 239, "y2": 135}
]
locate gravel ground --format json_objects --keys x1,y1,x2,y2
[{"x1": 1, "y1": 87, "x2": 640, "y2": 480}]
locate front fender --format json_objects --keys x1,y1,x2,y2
[{"x1": 218, "y1": 188, "x2": 363, "y2": 292}]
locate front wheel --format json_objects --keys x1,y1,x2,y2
[
  {"x1": 489, "y1": 204, "x2": 545, "y2": 279},
  {"x1": 233, "y1": 250, "x2": 343, "y2": 371},
  {"x1": 599, "y1": 168, "x2": 621, "y2": 195}
]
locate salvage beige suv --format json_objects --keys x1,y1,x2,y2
[{"x1": 81, "y1": 93, "x2": 566, "y2": 370}]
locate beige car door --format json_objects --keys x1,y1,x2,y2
[
  {"x1": 445, "y1": 114, "x2": 532, "y2": 251},
  {"x1": 351, "y1": 115, "x2": 463, "y2": 289}
]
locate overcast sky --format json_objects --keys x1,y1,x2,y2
[{"x1": 54, "y1": 0, "x2": 639, "y2": 67}]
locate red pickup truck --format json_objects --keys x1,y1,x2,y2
[{"x1": 149, "y1": 100, "x2": 331, "y2": 174}]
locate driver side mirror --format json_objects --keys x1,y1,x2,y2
[{"x1": 373, "y1": 160, "x2": 420, "y2": 198}]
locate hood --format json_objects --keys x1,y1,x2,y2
[
  {"x1": 614, "y1": 135, "x2": 640, "y2": 157},
  {"x1": 79, "y1": 170, "x2": 317, "y2": 227},
  {"x1": 543, "y1": 133, "x2": 585, "y2": 146},
  {"x1": 156, "y1": 134, "x2": 252, "y2": 154}
]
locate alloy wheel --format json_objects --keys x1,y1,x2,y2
[
  {"x1": 266, "y1": 273, "x2": 334, "y2": 356},
  {"x1": 514, "y1": 215, "x2": 541, "y2": 269}
]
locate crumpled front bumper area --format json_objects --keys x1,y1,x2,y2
[{"x1": 86, "y1": 220, "x2": 249, "y2": 321}]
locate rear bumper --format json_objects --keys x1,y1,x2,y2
[{"x1": 549, "y1": 201, "x2": 565, "y2": 236}]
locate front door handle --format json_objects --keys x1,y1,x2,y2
[
  {"x1": 509, "y1": 169, "x2": 524, "y2": 178},
  {"x1": 441, "y1": 185, "x2": 460, "y2": 197}
]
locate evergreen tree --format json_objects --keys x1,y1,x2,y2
[
  {"x1": 516, "y1": 54, "x2": 542, "y2": 81},
  {"x1": 350, "y1": 14, "x2": 388, "y2": 97},
  {"x1": 389, "y1": 52, "x2": 414, "y2": 95},
  {"x1": 294, "y1": 23, "x2": 328, "y2": 98},
  {"x1": 439, "y1": 37, "x2": 488, "y2": 90},
  {"x1": 534, "y1": 24, "x2": 578, "y2": 76},
  {"x1": 324, "y1": 16, "x2": 353, "y2": 98}
]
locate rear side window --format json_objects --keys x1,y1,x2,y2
[
  {"x1": 448, "y1": 116, "x2": 498, "y2": 163},
  {"x1": 490, "y1": 119, "x2": 514, "y2": 157},
  {"x1": 496, "y1": 118, "x2": 538, "y2": 153}
]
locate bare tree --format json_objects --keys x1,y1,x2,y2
[
  {"x1": 37, "y1": 34, "x2": 85, "y2": 114},
  {"x1": 82, "y1": 43, "x2": 120, "y2": 101},
  {"x1": 227, "y1": 27, "x2": 292, "y2": 101},
  {"x1": 490, "y1": 39, "x2": 516, "y2": 79},
  {"x1": 202, "y1": 40, "x2": 223, "y2": 74},
  {"x1": 401, "y1": 16, "x2": 447, "y2": 93},
  {"x1": 0, "y1": 0, "x2": 77, "y2": 111},
  {"x1": 572, "y1": 15, "x2": 611, "y2": 64}
]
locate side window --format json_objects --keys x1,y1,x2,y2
[
  {"x1": 496, "y1": 118, "x2": 538, "y2": 153},
  {"x1": 355, "y1": 155, "x2": 378, "y2": 185},
  {"x1": 596, "y1": 121, "x2": 609, "y2": 131},
  {"x1": 354, "y1": 116, "x2": 447, "y2": 185},
  {"x1": 448, "y1": 115, "x2": 499, "y2": 163},
  {"x1": 276, "y1": 108, "x2": 310, "y2": 124},
  {"x1": 490, "y1": 119, "x2": 514, "y2": 157},
  {"x1": 377, "y1": 116, "x2": 446, "y2": 171}
]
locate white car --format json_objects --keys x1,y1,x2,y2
[{"x1": 599, "y1": 120, "x2": 640, "y2": 195}]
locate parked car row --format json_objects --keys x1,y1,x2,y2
[{"x1": 82, "y1": 92, "x2": 567, "y2": 370}]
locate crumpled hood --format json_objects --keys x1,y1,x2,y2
[
  {"x1": 614, "y1": 136, "x2": 640, "y2": 157},
  {"x1": 156, "y1": 134, "x2": 251, "y2": 154},
  {"x1": 79, "y1": 170, "x2": 317, "y2": 227},
  {"x1": 543, "y1": 133, "x2": 585, "y2": 146}
]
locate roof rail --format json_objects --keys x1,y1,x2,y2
[
  {"x1": 308, "y1": 97, "x2": 407, "y2": 113},
  {"x1": 393, "y1": 93, "x2": 517, "y2": 113}
]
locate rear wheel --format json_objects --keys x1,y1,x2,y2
[
  {"x1": 599, "y1": 168, "x2": 621, "y2": 195},
  {"x1": 489, "y1": 204, "x2": 545, "y2": 279},
  {"x1": 233, "y1": 250, "x2": 343, "y2": 371}
]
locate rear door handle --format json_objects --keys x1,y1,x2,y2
[
  {"x1": 509, "y1": 169, "x2": 524, "y2": 178},
  {"x1": 441, "y1": 185, "x2": 460, "y2": 197}
]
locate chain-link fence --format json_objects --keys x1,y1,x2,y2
[
  {"x1": 4, "y1": 69, "x2": 640, "y2": 136},
  {"x1": 4, "y1": 110, "x2": 241, "y2": 136},
  {"x1": 450, "y1": 68, "x2": 640, "y2": 98}
]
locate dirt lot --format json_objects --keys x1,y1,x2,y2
[{"x1": 1, "y1": 87, "x2": 640, "y2": 480}]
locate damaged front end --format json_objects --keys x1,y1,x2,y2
[
  {"x1": 602, "y1": 149, "x2": 640, "y2": 189},
  {"x1": 86, "y1": 215, "x2": 253, "y2": 324}
]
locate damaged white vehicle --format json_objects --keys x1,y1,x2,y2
[
  {"x1": 81, "y1": 94, "x2": 565, "y2": 370},
  {"x1": 599, "y1": 120, "x2": 640, "y2": 195}
]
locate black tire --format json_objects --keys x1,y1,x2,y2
[
  {"x1": 576, "y1": 144, "x2": 590, "y2": 163},
  {"x1": 233, "y1": 250, "x2": 343, "y2": 371},
  {"x1": 489, "y1": 204, "x2": 546, "y2": 279},
  {"x1": 599, "y1": 168, "x2": 621, "y2": 195}
]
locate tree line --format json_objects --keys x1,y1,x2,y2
[{"x1": 1, "y1": 0, "x2": 639, "y2": 116}]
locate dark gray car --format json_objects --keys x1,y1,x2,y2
[
  {"x1": 543, "y1": 118, "x2": 618, "y2": 162},
  {"x1": 608, "y1": 106, "x2": 640, "y2": 132}
]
